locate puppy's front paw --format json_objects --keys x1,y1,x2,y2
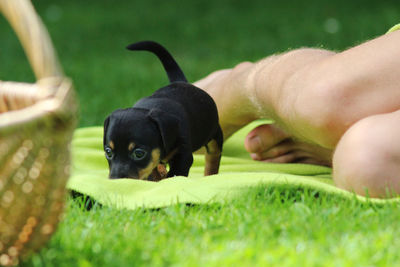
[{"x1": 148, "y1": 163, "x2": 168, "y2": 181}]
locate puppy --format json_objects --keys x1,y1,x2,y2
[{"x1": 103, "y1": 41, "x2": 223, "y2": 180}]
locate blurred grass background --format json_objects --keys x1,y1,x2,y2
[{"x1": 1, "y1": 0, "x2": 399, "y2": 127}]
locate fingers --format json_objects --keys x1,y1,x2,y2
[
  {"x1": 245, "y1": 124, "x2": 290, "y2": 153},
  {"x1": 257, "y1": 150, "x2": 331, "y2": 166},
  {"x1": 245, "y1": 124, "x2": 333, "y2": 166},
  {"x1": 250, "y1": 139, "x2": 296, "y2": 160}
]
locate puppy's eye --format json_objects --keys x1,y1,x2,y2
[
  {"x1": 132, "y1": 148, "x2": 147, "y2": 160},
  {"x1": 105, "y1": 147, "x2": 114, "y2": 160}
]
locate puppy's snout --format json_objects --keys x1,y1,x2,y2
[
  {"x1": 109, "y1": 173, "x2": 132, "y2": 179},
  {"x1": 109, "y1": 164, "x2": 138, "y2": 179}
]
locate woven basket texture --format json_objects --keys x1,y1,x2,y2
[{"x1": 0, "y1": 0, "x2": 77, "y2": 265}]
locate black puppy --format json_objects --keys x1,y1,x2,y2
[{"x1": 103, "y1": 41, "x2": 223, "y2": 180}]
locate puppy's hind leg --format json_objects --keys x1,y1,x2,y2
[{"x1": 204, "y1": 126, "x2": 223, "y2": 176}]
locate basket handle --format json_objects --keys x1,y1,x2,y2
[{"x1": 0, "y1": 0, "x2": 63, "y2": 80}]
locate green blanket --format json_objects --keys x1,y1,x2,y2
[{"x1": 67, "y1": 121, "x2": 397, "y2": 209}]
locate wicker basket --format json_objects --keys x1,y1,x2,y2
[{"x1": 0, "y1": 0, "x2": 77, "y2": 265}]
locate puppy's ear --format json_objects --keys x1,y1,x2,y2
[
  {"x1": 148, "y1": 109, "x2": 179, "y2": 153},
  {"x1": 103, "y1": 116, "x2": 110, "y2": 147}
]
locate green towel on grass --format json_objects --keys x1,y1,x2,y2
[{"x1": 67, "y1": 121, "x2": 398, "y2": 209}]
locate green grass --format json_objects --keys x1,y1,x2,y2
[
  {"x1": 1, "y1": 0, "x2": 400, "y2": 266},
  {"x1": 24, "y1": 187, "x2": 400, "y2": 266}
]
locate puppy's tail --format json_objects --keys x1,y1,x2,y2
[{"x1": 126, "y1": 41, "x2": 188, "y2": 83}]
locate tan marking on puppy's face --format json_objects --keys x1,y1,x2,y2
[
  {"x1": 128, "y1": 142, "x2": 136, "y2": 151},
  {"x1": 109, "y1": 141, "x2": 115, "y2": 150},
  {"x1": 138, "y1": 148, "x2": 161, "y2": 180}
]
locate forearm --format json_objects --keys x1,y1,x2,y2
[
  {"x1": 195, "y1": 62, "x2": 263, "y2": 139},
  {"x1": 196, "y1": 48, "x2": 335, "y2": 140},
  {"x1": 195, "y1": 55, "x2": 283, "y2": 139}
]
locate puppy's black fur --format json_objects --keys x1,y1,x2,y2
[{"x1": 104, "y1": 41, "x2": 223, "y2": 180}]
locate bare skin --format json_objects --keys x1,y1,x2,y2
[{"x1": 195, "y1": 30, "x2": 400, "y2": 198}]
